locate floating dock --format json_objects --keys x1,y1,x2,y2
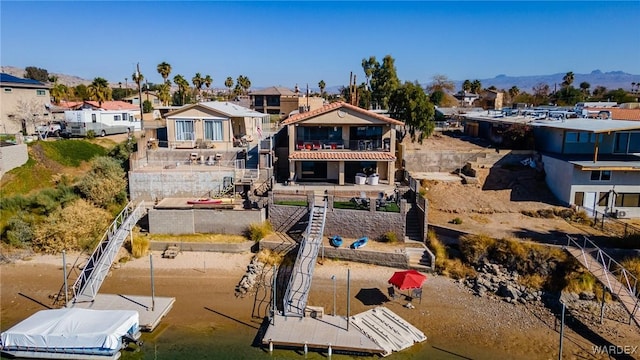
[
  {"x1": 70, "y1": 293, "x2": 175, "y2": 332},
  {"x1": 262, "y1": 307, "x2": 426, "y2": 357}
]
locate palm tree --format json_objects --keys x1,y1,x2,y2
[
  {"x1": 50, "y1": 83, "x2": 68, "y2": 104},
  {"x1": 173, "y1": 74, "x2": 189, "y2": 105},
  {"x1": 157, "y1": 62, "x2": 172, "y2": 84},
  {"x1": 579, "y1": 81, "x2": 591, "y2": 96},
  {"x1": 318, "y1": 80, "x2": 326, "y2": 98},
  {"x1": 508, "y1": 86, "x2": 520, "y2": 99},
  {"x1": 462, "y1": 80, "x2": 472, "y2": 92},
  {"x1": 88, "y1": 77, "x2": 112, "y2": 107},
  {"x1": 225, "y1": 77, "x2": 234, "y2": 99},
  {"x1": 237, "y1": 75, "x2": 251, "y2": 95},
  {"x1": 562, "y1": 71, "x2": 574, "y2": 88},
  {"x1": 157, "y1": 81, "x2": 171, "y2": 106},
  {"x1": 203, "y1": 75, "x2": 213, "y2": 101},
  {"x1": 192, "y1": 73, "x2": 204, "y2": 101}
]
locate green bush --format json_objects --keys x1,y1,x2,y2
[
  {"x1": 450, "y1": 217, "x2": 463, "y2": 225},
  {"x1": 77, "y1": 156, "x2": 127, "y2": 208},
  {"x1": 86, "y1": 130, "x2": 96, "y2": 139},
  {"x1": 5, "y1": 213, "x2": 34, "y2": 247}
]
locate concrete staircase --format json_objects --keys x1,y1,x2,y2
[
  {"x1": 405, "y1": 203, "x2": 422, "y2": 242},
  {"x1": 405, "y1": 246, "x2": 433, "y2": 271}
]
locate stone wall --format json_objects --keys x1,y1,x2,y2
[
  {"x1": 268, "y1": 194, "x2": 406, "y2": 241},
  {"x1": 0, "y1": 143, "x2": 28, "y2": 178},
  {"x1": 148, "y1": 208, "x2": 265, "y2": 234}
]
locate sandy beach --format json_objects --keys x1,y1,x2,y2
[{"x1": 1, "y1": 251, "x2": 639, "y2": 359}]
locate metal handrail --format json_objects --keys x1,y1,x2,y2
[{"x1": 566, "y1": 235, "x2": 639, "y2": 315}]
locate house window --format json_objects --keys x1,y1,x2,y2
[
  {"x1": 577, "y1": 132, "x2": 589, "y2": 143},
  {"x1": 574, "y1": 192, "x2": 584, "y2": 206},
  {"x1": 590, "y1": 170, "x2": 611, "y2": 181},
  {"x1": 122, "y1": 113, "x2": 129, "y2": 121},
  {"x1": 175, "y1": 120, "x2": 194, "y2": 141},
  {"x1": 615, "y1": 193, "x2": 640, "y2": 207},
  {"x1": 36, "y1": 89, "x2": 46, "y2": 96},
  {"x1": 598, "y1": 192, "x2": 609, "y2": 206},
  {"x1": 114, "y1": 115, "x2": 122, "y2": 121},
  {"x1": 3, "y1": 88, "x2": 12, "y2": 93},
  {"x1": 589, "y1": 133, "x2": 603, "y2": 143},
  {"x1": 565, "y1": 132, "x2": 578, "y2": 143},
  {"x1": 204, "y1": 120, "x2": 223, "y2": 141}
]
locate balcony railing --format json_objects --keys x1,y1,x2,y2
[{"x1": 294, "y1": 138, "x2": 391, "y2": 152}]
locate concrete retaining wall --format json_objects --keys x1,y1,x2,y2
[
  {"x1": 259, "y1": 240, "x2": 408, "y2": 269},
  {"x1": 148, "y1": 208, "x2": 265, "y2": 234},
  {"x1": 129, "y1": 170, "x2": 235, "y2": 201},
  {"x1": 150, "y1": 240, "x2": 254, "y2": 253},
  {"x1": 404, "y1": 149, "x2": 533, "y2": 173},
  {"x1": 0, "y1": 144, "x2": 28, "y2": 178}
]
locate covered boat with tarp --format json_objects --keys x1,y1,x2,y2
[{"x1": 1, "y1": 308, "x2": 141, "y2": 359}]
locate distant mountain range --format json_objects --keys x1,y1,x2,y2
[{"x1": 2, "y1": 65, "x2": 638, "y2": 94}]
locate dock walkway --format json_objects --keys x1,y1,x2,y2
[{"x1": 566, "y1": 235, "x2": 639, "y2": 327}]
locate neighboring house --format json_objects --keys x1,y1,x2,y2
[
  {"x1": 165, "y1": 101, "x2": 269, "y2": 150},
  {"x1": 480, "y1": 90, "x2": 504, "y2": 110},
  {"x1": 249, "y1": 86, "x2": 324, "y2": 118},
  {"x1": 0, "y1": 73, "x2": 52, "y2": 134},
  {"x1": 587, "y1": 107, "x2": 640, "y2": 121},
  {"x1": 81, "y1": 100, "x2": 139, "y2": 111},
  {"x1": 531, "y1": 119, "x2": 640, "y2": 218},
  {"x1": 123, "y1": 91, "x2": 162, "y2": 107},
  {"x1": 453, "y1": 91, "x2": 480, "y2": 107},
  {"x1": 280, "y1": 102, "x2": 403, "y2": 185}
]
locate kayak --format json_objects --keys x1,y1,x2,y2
[
  {"x1": 350, "y1": 236, "x2": 368, "y2": 249},
  {"x1": 187, "y1": 198, "x2": 223, "y2": 205},
  {"x1": 329, "y1": 235, "x2": 343, "y2": 247}
]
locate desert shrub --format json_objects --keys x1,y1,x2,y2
[
  {"x1": 441, "y1": 258, "x2": 475, "y2": 279},
  {"x1": 4, "y1": 213, "x2": 34, "y2": 248},
  {"x1": 538, "y1": 208, "x2": 555, "y2": 219},
  {"x1": 459, "y1": 233, "x2": 495, "y2": 264},
  {"x1": 0, "y1": 194, "x2": 29, "y2": 211},
  {"x1": 564, "y1": 271, "x2": 597, "y2": 294},
  {"x1": 620, "y1": 257, "x2": 640, "y2": 279},
  {"x1": 32, "y1": 199, "x2": 110, "y2": 253},
  {"x1": 247, "y1": 221, "x2": 273, "y2": 241},
  {"x1": 85, "y1": 130, "x2": 96, "y2": 139},
  {"x1": 520, "y1": 210, "x2": 537, "y2": 218},
  {"x1": 381, "y1": 231, "x2": 398, "y2": 243},
  {"x1": 256, "y1": 249, "x2": 284, "y2": 266},
  {"x1": 77, "y1": 156, "x2": 127, "y2": 208},
  {"x1": 573, "y1": 209, "x2": 592, "y2": 225},
  {"x1": 450, "y1": 217, "x2": 463, "y2": 225},
  {"x1": 553, "y1": 208, "x2": 575, "y2": 219},
  {"x1": 131, "y1": 236, "x2": 149, "y2": 258},
  {"x1": 518, "y1": 274, "x2": 546, "y2": 290},
  {"x1": 426, "y1": 230, "x2": 447, "y2": 270}
]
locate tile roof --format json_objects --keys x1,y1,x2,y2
[
  {"x1": 250, "y1": 86, "x2": 296, "y2": 96},
  {"x1": 289, "y1": 151, "x2": 396, "y2": 161},
  {"x1": 85, "y1": 101, "x2": 139, "y2": 111},
  {"x1": 591, "y1": 108, "x2": 640, "y2": 121},
  {"x1": 282, "y1": 102, "x2": 404, "y2": 126}
]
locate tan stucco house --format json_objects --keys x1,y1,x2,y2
[
  {"x1": 250, "y1": 86, "x2": 324, "y2": 118},
  {"x1": 0, "y1": 73, "x2": 52, "y2": 134},
  {"x1": 164, "y1": 101, "x2": 269, "y2": 149},
  {"x1": 281, "y1": 102, "x2": 403, "y2": 185}
]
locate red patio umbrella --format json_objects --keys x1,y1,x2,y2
[{"x1": 388, "y1": 270, "x2": 427, "y2": 291}]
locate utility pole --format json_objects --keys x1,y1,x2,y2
[{"x1": 136, "y1": 63, "x2": 145, "y2": 136}]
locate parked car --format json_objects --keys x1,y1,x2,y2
[{"x1": 35, "y1": 121, "x2": 66, "y2": 137}]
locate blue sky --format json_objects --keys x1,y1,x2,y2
[{"x1": 1, "y1": 1, "x2": 639, "y2": 89}]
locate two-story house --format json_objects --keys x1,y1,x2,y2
[
  {"x1": 250, "y1": 86, "x2": 324, "y2": 118},
  {"x1": 0, "y1": 73, "x2": 52, "y2": 134},
  {"x1": 164, "y1": 101, "x2": 269, "y2": 150},
  {"x1": 280, "y1": 102, "x2": 403, "y2": 185},
  {"x1": 532, "y1": 118, "x2": 640, "y2": 218}
]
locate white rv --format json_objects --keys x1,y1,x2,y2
[{"x1": 64, "y1": 110, "x2": 141, "y2": 137}]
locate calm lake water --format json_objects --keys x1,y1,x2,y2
[{"x1": 120, "y1": 322, "x2": 494, "y2": 360}]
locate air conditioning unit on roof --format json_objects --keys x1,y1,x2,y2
[{"x1": 615, "y1": 210, "x2": 627, "y2": 219}]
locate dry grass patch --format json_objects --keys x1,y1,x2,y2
[
  {"x1": 256, "y1": 249, "x2": 284, "y2": 266},
  {"x1": 470, "y1": 214, "x2": 490, "y2": 224}
]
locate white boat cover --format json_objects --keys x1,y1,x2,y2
[{"x1": 1, "y1": 308, "x2": 139, "y2": 351}]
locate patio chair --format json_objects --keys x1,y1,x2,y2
[
  {"x1": 312, "y1": 140, "x2": 321, "y2": 150},
  {"x1": 296, "y1": 141, "x2": 305, "y2": 150}
]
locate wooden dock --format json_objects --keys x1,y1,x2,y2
[
  {"x1": 262, "y1": 307, "x2": 426, "y2": 357},
  {"x1": 70, "y1": 293, "x2": 175, "y2": 331},
  {"x1": 263, "y1": 314, "x2": 384, "y2": 356}
]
